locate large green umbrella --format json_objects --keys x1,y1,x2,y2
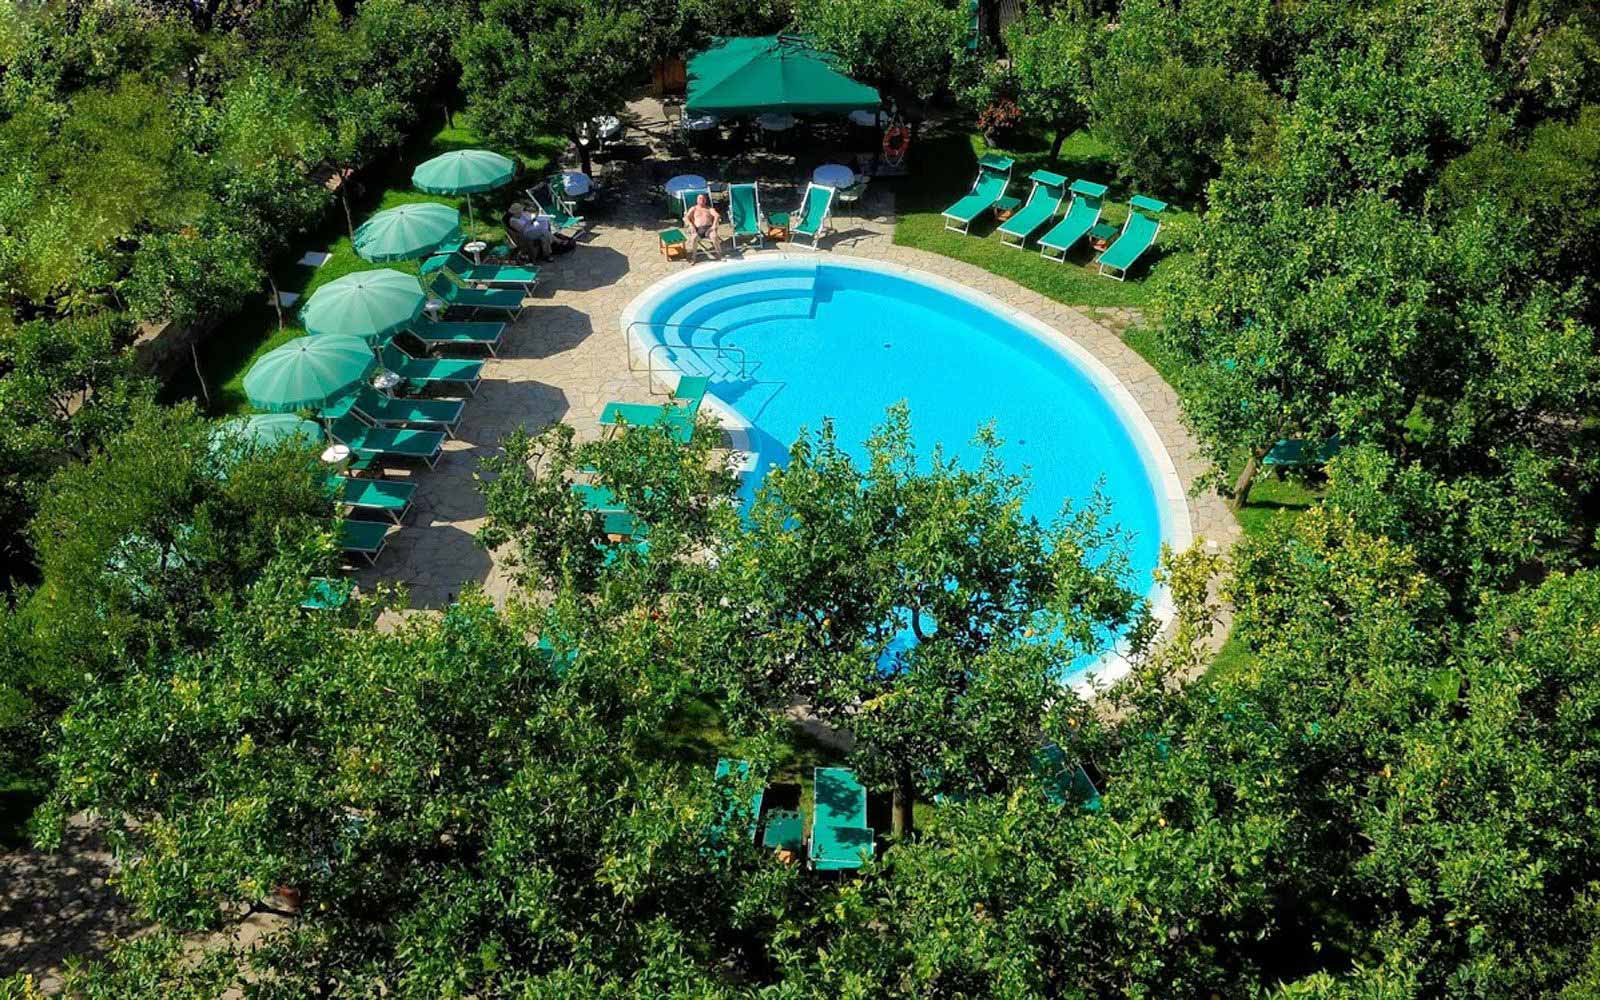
[
  {"x1": 353, "y1": 203, "x2": 462, "y2": 262},
  {"x1": 244, "y1": 334, "x2": 376, "y2": 413},
  {"x1": 208, "y1": 414, "x2": 324, "y2": 471},
  {"x1": 301, "y1": 269, "x2": 425, "y2": 345},
  {"x1": 687, "y1": 35, "x2": 882, "y2": 115},
  {"x1": 411, "y1": 149, "x2": 516, "y2": 232}
]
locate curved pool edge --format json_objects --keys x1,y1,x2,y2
[{"x1": 620, "y1": 254, "x2": 1195, "y2": 697}]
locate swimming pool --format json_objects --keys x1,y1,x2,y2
[{"x1": 621, "y1": 256, "x2": 1190, "y2": 688}]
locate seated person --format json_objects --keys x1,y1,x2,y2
[
  {"x1": 682, "y1": 193, "x2": 722, "y2": 256},
  {"x1": 506, "y1": 202, "x2": 553, "y2": 261}
]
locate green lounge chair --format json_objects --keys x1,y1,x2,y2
[
  {"x1": 760, "y1": 808, "x2": 804, "y2": 853},
  {"x1": 331, "y1": 475, "x2": 416, "y2": 524},
  {"x1": 349, "y1": 388, "x2": 463, "y2": 437},
  {"x1": 809, "y1": 767, "x2": 875, "y2": 871},
  {"x1": 790, "y1": 183, "x2": 835, "y2": 250},
  {"x1": 1035, "y1": 744, "x2": 1102, "y2": 812},
  {"x1": 571, "y1": 482, "x2": 625, "y2": 512},
  {"x1": 728, "y1": 182, "x2": 765, "y2": 249},
  {"x1": 1038, "y1": 179, "x2": 1109, "y2": 261},
  {"x1": 529, "y1": 179, "x2": 586, "y2": 235},
  {"x1": 941, "y1": 154, "x2": 1014, "y2": 235},
  {"x1": 328, "y1": 415, "x2": 446, "y2": 469},
  {"x1": 598, "y1": 375, "x2": 711, "y2": 443},
  {"x1": 998, "y1": 170, "x2": 1070, "y2": 248},
  {"x1": 1263, "y1": 434, "x2": 1342, "y2": 468},
  {"x1": 338, "y1": 518, "x2": 393, "y2": 566},
  {"x1": 380, "y1": 344, "x2": 483, "y2": 396},
  {"x1": 600, "y1": 509, "x2": 646, "y2": 539},
  {"x1": 1096, "y1": 194, "x2": 1167, "y2": 280},
  {"x1": 300, "y1": 577, "x2": 353, "y2": 611},
  {"x1": 421, "y1": 252, "x2": 540, "y2": 293},
  {"x1": 426, "y1": 273, "x2": 525, "y2": 319},
  {"x1": 710, "y1": 758, "x2": 765, "y2": 846},
  {"x1": 406, "y1": 316, "x2": 507, "y2": 356}
]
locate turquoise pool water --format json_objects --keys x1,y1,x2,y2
[{"x1": 629, "y1": 259, "x2": 1175, "y2": 680}]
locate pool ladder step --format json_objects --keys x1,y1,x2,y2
[{"x1": 662, "y1": 274, "x2": 818, "y2": 332}]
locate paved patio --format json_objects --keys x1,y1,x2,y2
[{"x1": 355, "y1": 99, "x2": 1236, "y2": 612}]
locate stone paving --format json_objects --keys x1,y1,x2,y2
[{"x1": 354, "y1": 99, "x2": 1237, "y2": 610}]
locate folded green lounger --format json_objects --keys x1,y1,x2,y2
[
  {"x1": 426, "y1": 273, "x2": 525, "y2": 318},
  {"x1": 329, "y1": 415, "x2": 446, "y2": 469},
  {"x1": 1038, "y1": 179, "x2": 1108, "y2": 261},
  {"x1": 728, "y1": 182, "x2": 765, "y2": 249},
  {"x1": 571, "y1": 483, "x2": 625, "y2": 512},
  {"x1": 790, "y1": 183, "x2": 836, "y2": 250},
  {"x1": 421, "y1": 251, "x2": 539, "y2": 292},
  {"x1": 528, "y1": 180, "x2": 586, "y2": 234},
  {"x1": 710, "y1": 758, "x2": 765, "y2": 846},
  {"x1": 598, "y1": 375, "x2": 711, "y2": 443},
  {"x1": 1263, "y1": 434, "x2": 1342, "y2": 467},
  {"x1": 809, "y1": 767, "x2": 875, "y2": 871},
  {"x1": 406, "y1": 317, "x2": 507, "y2": 356},
  {"x1": 998, "y1": 170, "x2": 1070, "y2": 248},
  {"x1": 331, "y1": 475, "x2": 416, "y2": 524},
  {"x1": 380, "y1": 344, "x2": 483, "y2": 396},
  {"x1": 350, "y1": 388, "x2": 463, "y2": 437},
  {"x1": 1096, "y1": 194, "x2": 1167, "y2": 280},
  {"x1": 338, "y1": 518, "x2": 392, "y2": 565},
  {"x1": 942, "y1": 154, "x2": 1014, "y2": 235}
]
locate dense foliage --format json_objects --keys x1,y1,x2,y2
[{"x1": 4, "y1": 0, "x2": 1600, "y2": 997}]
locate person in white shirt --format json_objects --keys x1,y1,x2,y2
[{"x1": 507, "y1": 202, "x2": 553, "y2": 260}]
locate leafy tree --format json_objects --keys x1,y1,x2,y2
[
  {"x1": 797, "y1": 0, "x2": 970, "y2": 116},
  {"x1": 994, "y1": 1, "x2": 1105, "y2": 163},
  {"x1": 697, "y1": 408, "x2": 1146, "y2": 836},
  {"x1": 457, "y1": 0, "x2": 647, "y2": 175}
]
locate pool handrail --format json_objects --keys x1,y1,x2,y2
[{"x1": 626, "y1": 320, "x2": 748, "y2": 391}]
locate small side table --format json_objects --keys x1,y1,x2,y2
[
  {"x1": 464, "y1": 240, "x2": 488, "y2": 264},
  {"x1": 993, "y1": 195, "x2": 1023, "y2": 222},
  {"x1": 1087, "y1": 222, "x2": 1119, "y2": 253},
  {"x1": 320, "y1": 443, "x2": 352, "y2": 473},
  {"x1": 372, "y1": 370, "x2": 402, "y2": 393},
  {"x1": 659, "y1": 228, "x2": 688, "y2": 260},
  {"x1": 767, "y1": 211, "x2": 791, "y2": 241}
]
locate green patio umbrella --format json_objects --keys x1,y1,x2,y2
[
  {"x1": 301, "y1": 269, "x2": 425, "y2": 345},
  {"x1": 353, "y1": 203, "x2": 462, "y2": 262},
  {"x1": 411, "y1": 149, "x2": 517, "y2": 232},
  {"x1": 687, "y1": 35, "x2": 882, "y2": 115},
  {"x1": 208, "y1": 414, "x2": 324, "y2": 472},
  {"x1": 244, "y1": 334, "x2": 376, "y2": 413}
]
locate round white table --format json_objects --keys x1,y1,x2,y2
[
  {"x1": 757, "y1": 112, "x2": 796, "y2": 132},
  {"x1": 423, "y1": 299, "x2": 444, "y2": 319},
  {"x1": 371, "y1": 370, "x2": 401, "y2": 392},
  {"x1": 592, "y1": 115, "x2": 622, "y2": 140},
  {"x1": 320, "y1": 444, "x2": 351, "y2": 467},
  {"x1": 683, "y1": 113, "x2": 719, "y2": 132},
  {"x1": 665, "y1": 174, "x2": 708, "y2": 197},
  {"x1": 849, "y1": 109, "x2": 888, "y2": 128},
  {"x1": 813, "y1": 163, "x2": 856, "y2": 189},
  {"x1": 463, "y1": 240, "x2": 487, "y2": 264},
  {"x1": 559, "y1": 171, "x2": 592, "y2": 198}
]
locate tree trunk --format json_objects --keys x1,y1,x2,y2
[
  {"x1": 338, "y1": 179, "x2": 355, "y2": 241},
  {"x1": 892, "y1": 767, "x2": 915, "y2": 838},
  {"x1": 572, "y1": 131, "x2": 592, "y2": 177},
  {"x1": 1049, "y1": 126, "x2": 1068, "y2": 164},
  {"x1": 268, "y1": 275, "x2": 283, "y2": 330},
  {"x1": 1231, "y1": 442, "x2": 1273, "y2": 510},
  {"x1": 1487, "y1": 0, "x2": 1523, "y2": 68}
]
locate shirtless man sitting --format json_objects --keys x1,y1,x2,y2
[{"x1": 682, "y1": 193, "x2": 722, "y2": 258}]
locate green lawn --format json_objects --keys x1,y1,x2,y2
[
  {"x1": 164, "y1": 122, "x2": 563, "y2": 414},
  {"x1": 892, "y1": 125, "x2": 1194, "y2": 310}
]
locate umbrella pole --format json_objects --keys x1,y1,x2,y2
[{"x1": 467, "y1": 196, "x2": 476, "y2": 237}]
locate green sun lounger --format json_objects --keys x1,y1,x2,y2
[
  {"x1": 338, "y1": 518, "x2": 393, "y2": 565},
  {"x1": 421, "y1": 252, "x2": 540, "y2": 293},
  {"x1": 1264, "y1": 434, "x2": 1343, "y2": 467},
  {"x1": 330, "y1": 475, "x2": 416, "y2": 523},
  {"x1": 406, "y1": 317, "x2": 507, "y2": 356},
  {"x1": 600, "y1": 509, "x2": 646, "y2": 539},
  {"x1": 1036, "y1": 744, "x2": 1102, "y2": 812},
  {"x1": 349, "y1": 388, "x2": 463, "y2": 437},
  {"x1": 728, "y1": 182, "x2": 765, "y2": 249},
  {"x1": 998, "y1": 170, "x2": 1069, "y2": 248},
  {"x1": 942, "y1": 154, "x2": 1014, "y2": 235},
  {"x1": 300, "y1": 576, "x2": 353, "y2": 611},
  {"x1": 710, "y1": 758, "x2": 765, "y2": 846},
  {"x1": 598, "y1": 375, "x2": 711, "y2": 442},
  {"x1": 328, "y1": 415, "x2": 446, "y2": 469},
  {"x1": 380, "y1": 344, "x2": 483, "y2": 396},
  {"x1": 809, "y1": 767, "x2": 874, "y2": 871},
  {"x1": 426, "y1": 273, "x2": 526, "y2": 318},
  {"x1": 1038, "y1": 179, "x2": 1108, "y2": 261},
  {"x1": 571, "y1": 483, "x2": 625, "y2": 512},
  {"x1": 790, "y1": 183, "x2": 835, "y2": 250},
  {"x1": 1096, "y1": 194, "x2": 1167, "y2": 280},
  {"x1": 527, "y1": 182, "x2": 586, "y2": 235}
]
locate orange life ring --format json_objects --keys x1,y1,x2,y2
[{"x1": 882, "y1": 123, "x2": 911, "y2": 164}]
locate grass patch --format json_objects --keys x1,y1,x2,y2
[
  {"x1": 165, "y1": 121, "x2": 563, "y2": 414},
  {"x1": 891, "y1": 124, "x2": 1194, "y2": 311}
]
